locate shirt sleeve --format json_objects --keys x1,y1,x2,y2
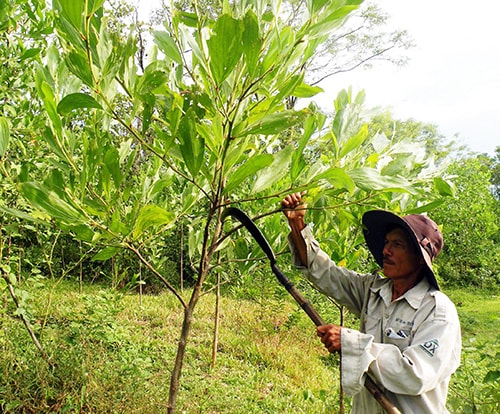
[
  {"x1": 340, "y1": 295, "x2": 461, "y2": 396},
  {"x1": 288, "y1": 225, "x2": 376, "y2": 317}
]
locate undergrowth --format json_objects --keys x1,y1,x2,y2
[
  {"x1": 0, "y1": 279, "x2": 342, "y2": 413},
  {"x1": 0, "y1": 279, "x2": 498, "y2": 413}
]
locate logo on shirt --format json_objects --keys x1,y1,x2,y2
[
  {"x1": 395, "y1": 317, "x2": 414, "y2": 327},
  {"x1": 419, "y1": 339, "x2": 439, "y2": 357}
]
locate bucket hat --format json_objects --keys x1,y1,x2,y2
[{"x1": 362, "y1": 210, "x2": 443, "y2": 290}]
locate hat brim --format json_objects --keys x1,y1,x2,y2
[{"x1": 362, "y1": 210, "x2": 439, "y2": 290}]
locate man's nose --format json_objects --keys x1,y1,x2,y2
[{"x1": 383, "y1": 244, "x2": 392, "y2": 256}]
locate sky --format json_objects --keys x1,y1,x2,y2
[
  {"x1": 137, "y1": 0, "x2": 499, "y2": 156},
  {"x1": 318, "y1": 0, "x2": 500, "y2": 156}
]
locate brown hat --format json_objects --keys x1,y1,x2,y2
[{"x1": 362, "y1": 210, "x2": 444, "y2": 290}]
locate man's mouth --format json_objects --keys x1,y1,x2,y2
[{"x1": 383, "y1": 257, "x2": 395, "y2": 265}]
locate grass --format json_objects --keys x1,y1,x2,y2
[
  {"x1": 446, "y1": 288, "x2": 500, "y2": 413},
  {"x1": 0, "y1": 278, "x2": 342, "y2": 413},
  {"x1": 0, "y1": 279, "x2": 499, "y2": 413}
]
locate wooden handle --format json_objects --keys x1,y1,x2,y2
[{"x1": 364, "y1": 376, "x2": 402, "y2": 414}]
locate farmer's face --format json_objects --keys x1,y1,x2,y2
[{"x1": 382, "y1": 228, "x2": 424, "y2": 281}]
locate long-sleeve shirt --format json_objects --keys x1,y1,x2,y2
[{"x1": 289, "y1": 226, "x2": 461, "y2": 414}]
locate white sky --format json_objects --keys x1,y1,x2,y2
[
  {"x1": 320, "y1": 0, "x2": 500, "y2": 156},
  {"x1": 137, "y1": 0, "x2": 500, "y2": 156}
]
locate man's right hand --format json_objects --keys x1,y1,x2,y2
[{"x1": 281, "y1": 192, "x2": 307, "y2": 222}]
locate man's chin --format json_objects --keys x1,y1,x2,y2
[{"x1": 382, "y1": 266, "x2": 396, "y2": 278}]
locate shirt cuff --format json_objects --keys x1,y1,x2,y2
[{"x1": 341, "y1": 328, "x2": 376, "y2": 396}]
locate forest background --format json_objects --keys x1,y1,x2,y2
[{"x1": 0, "y1": 0, "x2": 499, "y2": 413}]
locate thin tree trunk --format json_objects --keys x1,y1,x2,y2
[
  {"x1": 179, "y1": 223, "x2": 183, "y2": 291},
  {"x1": 167, "y1": 205, "x2": 223, "y2": 413},
  {"x1": 211, "y1": 269, "x2": 221, "y2": 368},
  {"x1": 79, "y1": 241, "x2": 83, "y2": 294},
  {"x1": 2, "y1": 273, "x2": 53, "y2": 367},
  {"x1": 167, "y1": 295, "x2": 197, "y2": 414},
  {"x1": 139, "y1": 261, "x2": 143, "y2": 307}
]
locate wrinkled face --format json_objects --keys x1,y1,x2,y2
[{"x1": 382, "y1": 227, "x2": 424, "y2": 281}]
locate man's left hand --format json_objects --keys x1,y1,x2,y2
[{"x1": 317, "y1": 324, "x2": 342, "y2": 353}]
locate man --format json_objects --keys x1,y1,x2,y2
[{"x1": 282, "y1": 192, "x2": 461, "y2": 414}]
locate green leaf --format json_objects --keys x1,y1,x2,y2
[
  {"x1": 57, "y1": 93, "x2": 102, "y2": 115},
  {"x1": 109, "y1": 208, "x2": 129, "y2": 236},
  {"x1": 153, "y1": 31, "x2": 182, "y2": 64},
  {"x1": 309, "y1": 5, "x2": 359, "y2": 39},
  {"x1": 308, "y1": 0, "x2": 330, "y2": 14},
  {"x1": 224, "y1": 154, "x2": 274, "y2": 194},
  {"x1": 207, "y1": 14, "x2": 243, "y2": 84},
  {"x1": 181, "y1": 186, "x2": 200, "y2": 214},
  {"x1": 92, "y1": 246, "x2": 122, "y2": 261},
  {"x1": 242, "y1": 11, "x2": 261, "y2": 77},
  {"x1": 349, "y1": 168, "x2": 414, "y2": 193},
  {"x1": 88, "y1": 0, "x2": 106, "y2": 14},
  {"x1": 407, "y1": 200, "x2": 446, "y2": 214},
  {"x1": 104, "y1": 147, "x2": 122, "y2": 186},
  {"x1": 238, "y1": 110, "x2": 303, "y2": 137},
  {"x1": 339, "y1": 124, "x2": 368, "y2": 158},
  {"x1": 252, "y1": 146, "x2": 294, "y2": 193},
  {"x1": 136, "y1": 69, "x2": 170, "y2": 95},
  {"x1": 0, "y1": 205, "x2": 44, "y2": 224},
  {"x1": 484, "y1": 370, "x2": 500, "y2": 383},
  {"x1": 19, "y1": 182, "x2": 86, "y2": 223},
  {"x1": 54, "y1": 0, "x2": 84, "y2": 29},
  {"x1": 63, "y1": 223, "x2": 95, "y2": 242},
  {"x1": 35, "y1": 69, "x2": 63, "y2": 137},
  {"x1": 293, "y1": 82, "x2": 323, "y2": 98},
  {"x1": 133, "y1": 205, "x2": 175, "y2": 238},
  {"x1": 434, "y1": 177, "x2": 456, "y2": 197},
  {"x1": 0, "y1": 117, "x2": 10, "y2": 157},
  {"x1": 175, "y1": 11, "x2": 198, "y2": 28},
  {"x1": 65, "y1": 51, "x2": 94, "y2": 87},
  {"x1": 19, "y1": 48, "x2": 41, "y2": 61},
  {"x1": 291, "y1": 114, "x2": 319, "y2": 182},
  {"x1": 41, "y1": 127, "x2": 67, "y2": 162},
  {"x1": 178, "y1": 109, "x2": 204, "y2": 178},
  {"x1": 315, "y1": 167, "x2": 356, "y2": 193},
  {"x1": 270, "y1": 74, "x2": 304, "y2": 107}
]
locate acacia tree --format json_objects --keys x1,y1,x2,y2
[{"x1": 1, "y1": 0, "x2": 454, "y2": 412}]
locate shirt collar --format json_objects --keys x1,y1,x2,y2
[{"x1": 370, "y1": 278, "x2": 431, "y2": 309}]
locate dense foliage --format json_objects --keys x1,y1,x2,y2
[{"x1": 433, "y1": 156, "x2": 500, "y2": 288}]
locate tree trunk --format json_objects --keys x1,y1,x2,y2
[
  {"x1": 179, "y1": 223, "x2": 184, "y2": 291},
  {"x1": 167, "y1": 301, "x2": 196, "y2": 414},
  {"x1": 211, "y1": 270, "x2": 221, "y2": 368}
]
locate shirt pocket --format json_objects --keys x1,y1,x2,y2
[{"x1": 383, "y1": 326, "x2": 412, "y2": 350}]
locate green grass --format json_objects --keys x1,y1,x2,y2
[
  {"x1": 446, "y1": 288, "x2": 500, "y2": 413},
  {"x1": 1, "y1": 280, "x2": 499, "y2": 413},
  {"x1": 0, "y1": 279, "x2": 342, "y2": 413}
]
